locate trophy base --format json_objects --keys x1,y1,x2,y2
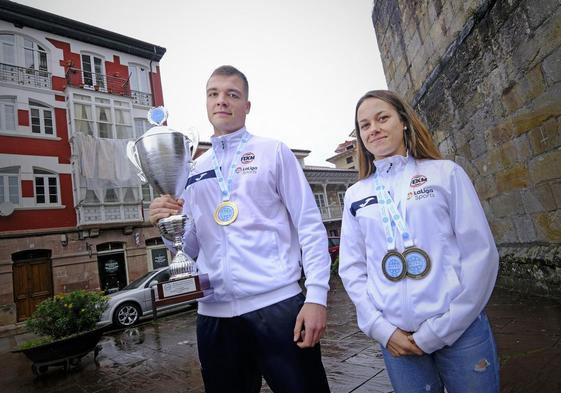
[{"x1": 154, "y1": 273, "x2": 212, "y2": 307}]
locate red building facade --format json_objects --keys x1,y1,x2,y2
[{"x1": 0, "y1": 2, "x2": 169, "y2": 326}]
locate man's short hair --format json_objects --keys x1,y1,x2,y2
[{"x1": 209, "y1": 65, "x2": 249, "y2": 98}]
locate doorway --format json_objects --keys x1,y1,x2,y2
[
  {"x1": 97, "y1": 252, "x2": 127, "y2": 294},
  {"x1": 12, "y1": 249, "x2": 53, "y2": 322}
]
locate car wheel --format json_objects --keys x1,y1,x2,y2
[{"x1": 113, "y1": 302, "x2": 141, "y2": 328}]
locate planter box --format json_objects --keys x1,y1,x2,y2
[{"x1": 12, "y1": 325, "x2": 109, "y2": 375}]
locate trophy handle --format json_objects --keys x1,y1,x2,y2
[
  {"x1": 182, "y1": 127, "x2": 199, "y2": 160},
  {"x1": 126, "y1": 141, "x2": 147, "y2": 183}
]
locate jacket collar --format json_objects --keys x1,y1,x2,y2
[
  {"x1": 373, "y1": 152, "x2": 410, "y2": 177},
  {"x1": 210, "y1": 127, "x2": 248, "y2": 149}
]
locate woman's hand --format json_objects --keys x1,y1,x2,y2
[
  {"x1": 386, "y1": 328, "x2": 424, "y2": 357},
  {"x1": 148, "y1": 195, "x2": 184, "y2": 226}
]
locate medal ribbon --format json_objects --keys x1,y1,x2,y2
[
  {"x1": 373, "y1": 158, "x2": 416, "y2": 251},
  {"x1": 211, "y1": 132, "x2": 251, "y2": 202}
]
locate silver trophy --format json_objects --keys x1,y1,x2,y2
[{"x1": 127, "y1": 107, "x2": 199, "y2": 280}]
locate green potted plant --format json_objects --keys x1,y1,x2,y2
[{"x1": 13, "y1": 290, "x2": 109, "y2": 375}]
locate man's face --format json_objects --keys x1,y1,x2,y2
[{"x1": 206, "y1": 74, "x2": 251, "y2": 135}]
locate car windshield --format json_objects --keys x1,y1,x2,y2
[{"x1": 122, "y1": 270, "x2": 158, "y2": 290}]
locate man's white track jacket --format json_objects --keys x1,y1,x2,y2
[
  {"x1": 339, "y1": 154, "x2": 498, "y2": 354},
  {"x1": 167, "y1": 127, "x2": 330, "y2": 318}
]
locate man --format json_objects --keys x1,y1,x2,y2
[{"x1": 149, "y1": 65, "x2": 331, "y2": 392}]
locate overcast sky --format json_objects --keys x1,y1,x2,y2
[{"x1": 16, "y1": 0, "x2": 386, "y2": 166}]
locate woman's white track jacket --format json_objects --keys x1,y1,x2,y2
[
  {"x1": 168, "y1": 128, "x2": 330, "y2": 318},
  {"x1": 339, "y1": 154, "x2": 498, "y2": 354}
]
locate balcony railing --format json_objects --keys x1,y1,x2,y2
[
  {"x1": 77, "y1": 203, "x2": 143, "y2": 226},
  {"x1": 131, "y1": 90, "x2": 152, "y2": 106},
  {"x1": 66, "y1": 67, "x2": 131, "y2": 97},
  {"x1": 319, "y1": 203, "x2": 343, "y2": 221},
  {"x1": 0, "y1": 62, "x2": 51, "y2": 89},
  {"x1": 65, "y1": 67, "x2": 153, "y2": 106}
]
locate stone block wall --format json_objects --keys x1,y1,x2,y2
[{"x1": 372, "y1": 0, "x2": 561, "y2": 297}]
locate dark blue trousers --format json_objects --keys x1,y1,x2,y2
[{"x1": 196, "y1": 293, "x2": 330, "y2": 393}]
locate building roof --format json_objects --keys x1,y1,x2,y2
[
  {"x1": 304, "y1": 165, "x2": 356, "y2": 173},
  {"x1": 303, "y1": 165, "x2": 357, "y2": 183},
  {"x1": 0, "y1": 1, "x2": 166, "y2": 61},
  {"x1": 334, "y1": 140, "x2": 356, "y2": 153},
  {"x1": 326, "y1": 148, "x2": 355, "y2": 163}
]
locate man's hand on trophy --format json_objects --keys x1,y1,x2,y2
[{"x1": 149, "y1": 195, "x2": 184, "y2": 225}]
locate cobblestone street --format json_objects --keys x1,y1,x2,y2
[{"x1": 1, "y1": 278, "x2": 560, "y2": 392}]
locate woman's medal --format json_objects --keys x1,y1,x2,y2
[
  {"x1": 403, "y1": 247, "x2": 431, "y2": 279},
  {"x1": 373, "y1": 159, "x2": 432, "y2": 282},
  {"x1": 382, "y1": 250, "x2": 407, "y2": 282}
]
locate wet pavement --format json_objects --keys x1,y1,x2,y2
[{"x1": 0, "y1": 277, "x2": 560, "y2": 393}]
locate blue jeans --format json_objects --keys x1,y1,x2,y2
[{"x1": 382, "y1": 312, "x2": 499, "y2": 393}]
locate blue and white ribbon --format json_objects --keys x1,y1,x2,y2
[
  {"x1": 210, "y1": 132, "x2": 251, "y2": 202},
  {"x1": 372, "y1": 159, "x2": 415, "y2": 251}
]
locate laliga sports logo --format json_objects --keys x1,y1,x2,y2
[
  {"x1": 241, "y1": 152, "x2": 255, "y2": 165},
  {"x1": 410, "y1": 175, "x2": 428, "y2": 188}
]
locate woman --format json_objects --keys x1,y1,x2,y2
[{"x1": 339, "y1": 90, "x2": 499, "y2": 393}]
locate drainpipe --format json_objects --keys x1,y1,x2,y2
[{"x1": 148, "y1": 46, "x2": 156, "y2": 107}]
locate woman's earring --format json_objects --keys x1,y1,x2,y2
[{"x1": 404, "y1": 127, "x2": 410, "y2": 152}]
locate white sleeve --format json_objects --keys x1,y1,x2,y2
[
  {"x1": 338, "y1": 191, "x2": 397, "y2": 347},
  {"x1": 276, "y1": 142, "x2": 330, "y2": 306},
  {"x1": 413, "y1": 164, "x2": 499, "y2": 354}
]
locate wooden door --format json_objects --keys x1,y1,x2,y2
[{"x1": 13, "y1": 258, "x2": 53, "y2": 322}]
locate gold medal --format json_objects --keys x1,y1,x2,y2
[{"x1": 214, "y1": 201, "x2": 239, "y2": 226}]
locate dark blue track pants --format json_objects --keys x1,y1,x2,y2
[{"x1": 196, "y1": 293, "x2": 331, "y2": 393}]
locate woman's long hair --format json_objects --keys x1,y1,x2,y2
[{"x1": 355, "y1": 90, "x2": 442, "y2": 180}]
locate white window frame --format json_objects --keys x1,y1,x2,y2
[
  {"x1": 0, "y1": 34, "x2": 16, "y2": 66},
  {"x1": 314, "y1": 193, "x2": 326, "y2": 209},
  {"x1": 72, "y1": 93, "x2": 133, "y2": 139},
  {"x1": 33, "y1": 168, "x2": 60, "y2": 206},
  {"x1": 145, "y1": 238, "x2": 172, "y2": 271},
  {"x1": 141, "y1": 183, "x2": 155, "y2": 206},
  {"x1": 29, "y1": 101, "x2": 55, "y2": 136},
  {"x1": 95, "y1": 99, "x2": 112, "y2": 138},
  {"x1": 114, "y1": 101, "x2": 133, "y2": 139},
  {"x1": 337, "y1": 191, "x2": 345, "y2": 207},
  {"x1": 129, "y1": 64, "x2": 151, "y2": 93},
  {"x1": 0, "y1": 166, "x2": 20, "y2": 205},
  {"x1": 81, "y1": 53, "x2": 105, "y2": 89},
  {"x1": 0, "y1": 97, "x2": 16, "y2": 131},
  {"x1": 134, "y1": 117, "x2": 150, "y2": 139},
  {"x1": 23, "y1": 38, "x2": 48, "y2": 74},
  {"x1": 1, "y1": 34, "x2": 48, "y2": 71}
]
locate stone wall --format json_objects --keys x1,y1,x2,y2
[{"x1": 372, "y1": 0, "x2": 561, "y2": 297}]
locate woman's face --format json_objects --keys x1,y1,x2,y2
[{"x1": 357, "y1": 98, "x2": 406, "y2": 160}]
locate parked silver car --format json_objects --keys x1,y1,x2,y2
[{"x1": 98, "y1": 267, "x2": 196, "y2": 328}]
